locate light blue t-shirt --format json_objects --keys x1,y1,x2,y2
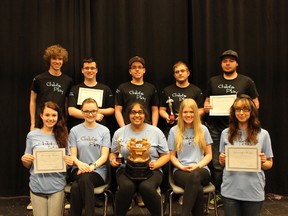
[
  {"x1": 111, "y1": 123, "x2": 169, "y2": 172},
  {"x1": 69, "y1": 123, "x2": 111, "y2": 181},
  {"x1": 220, "y1": 128, "x2": 274, "y2": 201},
  {"x1": 167, "y1": 124, "x2": 213, "y2": 172},
  {"x1": 25, "y1": 129, "x2": 67, "y2": 194}
]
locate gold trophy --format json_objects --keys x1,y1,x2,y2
[
  {"x1": 115, "y1": 136, "x2": 125, "y2": 164},
  {"x1": 166, "y1": 96, "x2": 175, "y2": 122},
  {"x1": 125, "y1": 137, "x2": 152, "y2": 180}
]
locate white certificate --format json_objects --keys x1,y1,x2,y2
[
  {"x1": 77, "y1": 87, "x2": 103, "y2": 107},
  {"x1": 209, "y1": 95, "x2": 237, "y2": 116},
  {"x1": 33, "y1": 148, "x2": 66, "y2": 174},
  {"x1": 225, "y1": 145, "x2": 261, "y2": 172}
]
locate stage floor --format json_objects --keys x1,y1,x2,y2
[{"x1": 0, "y1": 193, "x2": 287, "y2": 216}]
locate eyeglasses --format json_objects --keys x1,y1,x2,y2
[
  {"x1": 130, "y1": 110, "x2": 144, "y2": 115},
  {"x1": 83, "y1": 67, "x2": 96, "y2": 70},
  {"x1": 235, "y1": 108, "x2": 251, "y2": 113},
  {"x1": 131, "y1": 66, "x2": 144, "y2": 70},
  {"x1": 82, "y1": 109, "x2": 98, "y2": 115},
  {"x1": 174, "y1": 69, "x2": 187, "y2": 74}
]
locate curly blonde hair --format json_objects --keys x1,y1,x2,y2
[{"x1": 43, "y1": 44, "x2": 68, "y2": 64}]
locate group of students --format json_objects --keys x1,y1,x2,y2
[{"x1": 21, "y1": 44, "x2": 273, "y2": 216}]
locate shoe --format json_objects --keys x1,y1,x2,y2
[
  {"x1": 26, "y1": 202, "x2": 33, "y2": 210},
  {"x1": 208, "y1": 194, "x2": 223, "y2": 210},
  {"x1": 178, "y1": 195, "x2": 183, "y2": 206},
  {"x1": 136, "y1": 194, "x2": 145, "y2": 207},
  {"x1": 129, "y1": 200, "x2": 134, "y2": 210},
  {"x1": 64, "y1": 202, "x2": 70, "y2": 209}
]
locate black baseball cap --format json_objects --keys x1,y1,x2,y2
[{"x1": 220, "y1": 50, "x2": 239, "y2": 62}]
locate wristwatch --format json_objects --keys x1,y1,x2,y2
[{"x1": 90, "y1": 162, "x2": 98, "y2": 169}]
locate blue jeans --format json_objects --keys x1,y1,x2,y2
[{"x1": 222, "y1": 196, "x2": 263, "y2": 216}]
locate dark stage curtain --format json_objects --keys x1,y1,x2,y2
[{"x1": 0, "y1": 0, "x2": 287, "y2": 196}]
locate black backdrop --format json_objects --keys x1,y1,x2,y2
[{"x1": 0, "y1": 0, "x2": 287, "y2": 196}]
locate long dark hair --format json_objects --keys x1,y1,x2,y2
[
  {"x1": 38, "y1": 101, "x2": 68, "y2": 148},
  {"x1": 228, "y1": 94, "x2": 261, "y2": 145}
]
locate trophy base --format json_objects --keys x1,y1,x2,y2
[{"x1": 125, "y1": 159, "x2": 152, "y2": 181}]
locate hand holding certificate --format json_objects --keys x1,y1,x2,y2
[
  {"x1": 209, "y1": 95, "x2": 236, "y2": 116},
  {"x1": 33, "y1": 148, "x2": 66, "y2": 174},
  {"x1": 225, "y1": 145, "x2": 261, "y2": 172}
]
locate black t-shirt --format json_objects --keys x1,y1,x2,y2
[
  {"x1": 160, "y1": 83, "x2": 204, "y2": 115},
  {"x1": 31, "y1": 71, "x2": 73, "y2": 122},
  {"x1": 205, "y1": 74, "x2": 259, "y2": 131},
  {"x1": 115, "y1": 82, "x2": 159, "y2": 124},
  {"x1": 68, "y1": 82, "x2": 114, "y2": 127}
]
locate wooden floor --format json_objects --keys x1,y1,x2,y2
[{"x1": 0, "y1": 193, "x2": 287, "y2": 216}]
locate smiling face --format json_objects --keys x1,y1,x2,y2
[
  {"x1": 234, "y1": 100, "x2": 251, "y2": 124},
  {"x1": 82, "y1": 61, "x2": 97, "y2": 80},
  {"x1": 181, "y1": 105, "x2": 195, "y2": 127},
  {"x1": 129, "y1": 103, "x2": 146, "y2": 127},
  {"x1": 129, "y1": 62, "x2": 145, "y2": 80},
  {"x1": 81, "y1": 101, "x2": 98, "y2": 124},
  {"x1": 40, "y1": 106, "x2": 58, "y2": 129},
  {"x1": 49, "y1": 55, "x2": 64, "y2": 71}
]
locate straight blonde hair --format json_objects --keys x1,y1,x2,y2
[{"x1": 175, "y1": 98, "x2": 206, "y2": 152}]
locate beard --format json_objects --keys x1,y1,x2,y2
[{"x1": 223, "y1": 69, "x2": 236, "y2": 76}]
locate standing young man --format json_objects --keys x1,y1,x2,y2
[
  {"x1": 115, "y1": 56, "x2": 159, "y2": 128},
  {"x1": 204, "y1": 50, "x2": 259, "y2": 209},
  {"x1": 159, "y1": 61, "x2": 204, "y2": 137},
  {"x1": 68, "y1": 58, "x2": 114, "y2": 128},
  {"x1": 30, "y1": 44, "x2": 73, "y2": 131}
]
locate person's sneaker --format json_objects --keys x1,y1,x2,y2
[
  {"x1": 26, "y1": 202, "x2": 33, "y2": 210},
  {"x1": 208, "y1": 195, "x2": 223, "y2": 210},
  {"x1": 136, "y1": 194, "x2": 145, "y2": 207},
  {"x1": 178, "y1": 195, "x2": 183, "y2": 206},
  {"x1": 129, "y1": 200, "x2": 134, "y2": 210}
]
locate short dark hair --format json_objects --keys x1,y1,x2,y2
[{"x1": 82, "y1": 58, "x2": 97, "y2": 68}]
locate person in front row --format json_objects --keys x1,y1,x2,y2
[
  {"x1": 21, "y1": 101, "x2": 73, "y2": 216},
  {"x1": 110, "y1": 102, "x2": 170, "y2": 216},
  {"x1": 168, "y1": 98, "x2": 213, "y2": 216},
  {"x1": 69, "y1": 98, "x2": 111, "y2": 216},
  {"x1": 219, "y1": 94, "x2": 273, "y2": 216}
]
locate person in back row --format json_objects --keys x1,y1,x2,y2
[
  {"x1": 159, "y1": 61, "x2": 204, "y2": 138},
  {"x1": 68, "y1": 58, "x2": 114, "y2": 129},
  {"x1": 115, "y1": 56, "x2": 159, "y2": 128}
]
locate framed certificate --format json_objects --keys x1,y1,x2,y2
[
  {"x1": 33, "y1": 148, "x2": 66, "y2": 174},
  {"x1": 225, "y1": 145, "x2": 261, "y2": 172},
  {"x1": 77, "y1": 87, "x2": 104, "y2": 107},
  {"x1": 209, "y1": 95, "x2": 237, "y2": 116}
]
